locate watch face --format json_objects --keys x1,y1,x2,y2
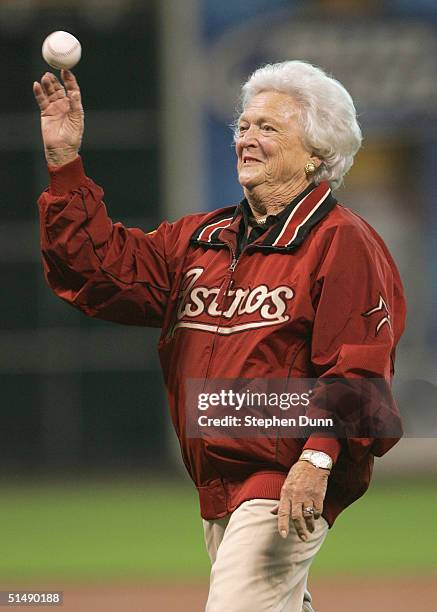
[{"x1": 313, "y1": 452, "x2": 331, "y2": 468}]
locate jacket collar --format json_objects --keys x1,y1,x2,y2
[
  {"x1": 191, "y1": 181, "x2": 337, "y2": 252},
  {"x1": 240, "y1": 182, "x2": 315, "y2": 228}
]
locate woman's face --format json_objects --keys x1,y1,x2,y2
[{"x1": 236, "y1": 91, "x2": 311, "y2": 191}]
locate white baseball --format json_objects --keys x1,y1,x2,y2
[{"x1": 42, "y1": 31, "x2": 82, "y2": 70}]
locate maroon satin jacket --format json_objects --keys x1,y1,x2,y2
[{"x1": 37, "y1": 156, "x2": 406, "y2": 526}]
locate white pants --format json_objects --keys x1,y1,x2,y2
[{"x1": 203, "y1": 499, "x2": 328, "y2": 612}]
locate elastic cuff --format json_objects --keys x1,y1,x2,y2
[
  {"x1": 48, "y1": 156, "x2": 86, "y2": 195},
  {"x1": 303, "y1": 436, "x2": 342, "y2": 463}
]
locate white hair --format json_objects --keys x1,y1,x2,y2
[{"x1": 237, "y1": 61, "x2": 362, "y2": 190}]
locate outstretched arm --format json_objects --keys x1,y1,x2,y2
[{"x1": 34, "y1": 72, "x2": 171, "y2": 327}]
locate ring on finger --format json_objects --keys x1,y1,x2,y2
[{"x1": 303, "y1": 506, "x2": 315, "y2": 516}]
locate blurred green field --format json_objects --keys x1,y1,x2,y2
[{"x1": 0, "y1": 478, "x2": 436, "y2": 582}]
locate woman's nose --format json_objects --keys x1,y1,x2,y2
[{"x1": 238, "y1": 126, "x2": 259, "y2": 146}]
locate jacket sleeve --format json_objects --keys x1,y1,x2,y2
[
  {"x1": 303, "y1": 221, "x2": 407, "y2": 463},
  {"x1": 37, "y1": 156, "x2": 171, "y2": 327}
]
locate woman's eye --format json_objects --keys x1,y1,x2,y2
[
  {"x1": 238, "y1": 125, "x2": 248, "y2": 134},
  {"x1": 262, "y1": 124, "x2": 275, "y2": 132}
]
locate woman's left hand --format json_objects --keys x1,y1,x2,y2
[{"x1": 271, "y1": 460, "x2": 329, "y2": 541}]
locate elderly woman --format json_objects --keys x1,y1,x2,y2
[{"x1": 33, "y1": 61, "x2": 405, "y2": 612}]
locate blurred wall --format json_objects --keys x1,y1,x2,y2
[{"x1": 0, "y1": 0, "x2": 169, "y2": 476}]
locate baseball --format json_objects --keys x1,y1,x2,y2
[{"x1": 42, "y1": 31, "x2": 82, "y2": 70}]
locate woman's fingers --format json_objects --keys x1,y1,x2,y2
[
  {"x1": 277, "y1": 495, "x2": 291, "y2": 538},
  {"x1": 61, "y1": 70, "x2": 83, "y2": 113},
  {"x1": 33, "y1": 81, "x2": 49, "y2": 112},
  {"x1": 61, "y1": 69, "x2": 80, "y2": 93},
  {"x1": 33, "y1": 70, "x2": 83, "y2": 166},
  {"x1": 41, "y1": 73, "x2": 55, "y2": 96},
  {"x1": 41, "y1": 72, "x2": 65, "y2": 100},
  {"x1": 35, "y1": 71, "x2": 81, "y2": 111},
  {"x1": 302, "y1": 500, "x2": 315, "y2": 533},
  {"x1": 51, "y1": 74, "x2": 65, "y2": 92}
]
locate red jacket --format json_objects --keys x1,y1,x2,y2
[{"x1": 38, "y1": 157, "x2": 406, "y2": 526}]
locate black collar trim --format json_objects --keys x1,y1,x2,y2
[
  {"x1": 191, "y1": 182, "x2": 337, "y2": 251},
  {"x1": 191, "y1": 212, "x2": 237, "y2": 245}
]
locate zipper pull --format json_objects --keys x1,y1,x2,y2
[{"x1": 229, "y1": 257, "x2": 238, "y2": 272}]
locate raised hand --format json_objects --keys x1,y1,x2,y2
[{"x1": 33, "y1": 70, "x2": 84, "y2": 167}]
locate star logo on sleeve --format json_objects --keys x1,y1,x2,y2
[{"x1": 362, "y1": 293, "x2": 392, "y2": 336}]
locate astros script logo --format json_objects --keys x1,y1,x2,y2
[{"x1": 174, "y1": 268, "x2": 295, "y2": 335}]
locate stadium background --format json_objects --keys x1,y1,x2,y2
[{"x1": 1, "y1": 0, "x2": 436, "y2": 610}]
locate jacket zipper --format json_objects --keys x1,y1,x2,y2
[
  {"x1": 199, "y1": 243, "x2": 238, "y2": 493},
  {"x1": 229, "y1": 246, "x2": 238, "y2": 272}
]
